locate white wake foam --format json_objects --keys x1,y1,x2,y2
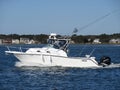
[{"x1": 15, "y1": 61, "x2": 120, "y2": 69}]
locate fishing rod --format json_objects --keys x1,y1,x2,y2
[
  {"x1": 72, "y1": 9, "x2": 120, "y2": 57},
  {"x1": 72, "y1": 9, "x2": 120, "y2": 34}
]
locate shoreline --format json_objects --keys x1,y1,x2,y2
[{"x1": 0, "y1": 43, "x2": 120, "y2": 46}]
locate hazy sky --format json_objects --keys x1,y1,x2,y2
[{"x1": 0, "y1": 0, "x2": 120, "y2": 35}]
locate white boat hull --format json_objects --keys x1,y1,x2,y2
[
  {"x1": 5, "y1": 33, "x2": 111, "y2": 68},
  {"x1": 10, "y1": 52, "x2": 99, "y2": 68}
]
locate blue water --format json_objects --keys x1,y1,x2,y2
[{"x1": 0, "y1": 44, "x2": 120, "y2": 90}]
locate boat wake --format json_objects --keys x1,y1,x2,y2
[
  {"x1": 103, "y1": 63, "x2": 120, "y2": 68},
  {"x1": 15, "y1": 62, "x2": 120, "y2": 69}
]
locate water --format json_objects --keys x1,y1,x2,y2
[{"x1": 0, "y1": 44, "x2": 120, "y2": 90}]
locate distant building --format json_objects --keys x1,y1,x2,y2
[
  {"x1": 70, "y1": 40, "x2": 75, "y2": 44},
  {"x1": 0, "y1": 39, "x2": 3, "y2": 44},
  {"x1": 93, "y1": 39, "x2": 101, "y2": 44},
  {"x1": 2, "y1": 38, "x2": 12, "y2": 44},
  {"x1": 20, "y1": 38, "x2": 29, "y2": 44},
  {"x1": 109, "y1": 38, "x2": 120, "y2": 44},
  {"x1": 12, "y1": 39, "x2": 20, "y2": 44},
  {"x1": 116, "y1": 38, "x2": 120, "y2": 43},
  {"x1": 109, "y1": 39, "x2": 116, "y2": 44},
  {"x1": 28, "y1": 39, "x2": 35, "y2": 44}
]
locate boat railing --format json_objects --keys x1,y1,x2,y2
[{"x1": 6, "y1": 46, "x2": 29, "y2": 52}]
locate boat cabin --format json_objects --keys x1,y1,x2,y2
[{"x1": 47, "y1": 33, "x2": 70, "y2": 51}]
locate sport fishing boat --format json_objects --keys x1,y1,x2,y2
[{"x1": 5, "y1": 33, "x2": 111, "y2": 68}]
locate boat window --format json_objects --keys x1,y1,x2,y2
[
  {"x1": 37, "y1": 50, "x2": 40, "y2": 52},
  {"x1": 53, "y1": 40, "x2": 67, "y2": 49},
  {"x1": 59, "y1": 40, "x2": 66, "y2": 47},
  {"x1": 47, "y1": 38, "x2": 69, "y2": 50},
  {"x1": 53, "y1": 43, "x2": 60, "y2": 49},
  {"x1": 46, "y1": 51, "x2": 50, "y2": 53},
  {"x1": 47, "y1": 39, "x2": 55, "y2": 45}
]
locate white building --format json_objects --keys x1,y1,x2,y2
[
  {"x1": 93, "y1": 39, "x2": 101, "y2": 44},
  {"x1": 116, "y1": 38, "x2": 120, "y2": 43},
  {"x1": 20, "y1": 38, "x2": 29, "y2": 44},
  {"x1": 0, "y1": 39, "x2": 2, "y2": 44},
  {"x1": 28, "y1": 39, "x2": 35, "y2": 44},
  {"x1": 12, "y1": 39, "x2": 20, "y2": 44},
  {"x1": 109, "y1": 38, "x2": 120, "y2": 44}
]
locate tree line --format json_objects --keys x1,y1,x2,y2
[
  {"x1": 0, "y1": 34, "x2": 48, "y2": 43},
  {"x1": 0, "y1": 33, "x2": 120, "y2": 44},
  {"x1": 71, "y1": 33, "x2": 120, "y2": 44}
]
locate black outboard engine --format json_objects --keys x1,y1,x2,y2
[{"x1": 99, "y1": 56, "x2": 111, "y2": 67}]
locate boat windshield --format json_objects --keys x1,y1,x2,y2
[{"x1": 47, "y1": 39, "x2": 68, "y2": 50}]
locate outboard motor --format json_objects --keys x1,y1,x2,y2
[{"x1": 99, "y1": 56, "x2": 111, "y2": 67}]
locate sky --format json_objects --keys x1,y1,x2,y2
[{"x1": 0, "y1": 0, "x2": 120, "y2": 35}]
